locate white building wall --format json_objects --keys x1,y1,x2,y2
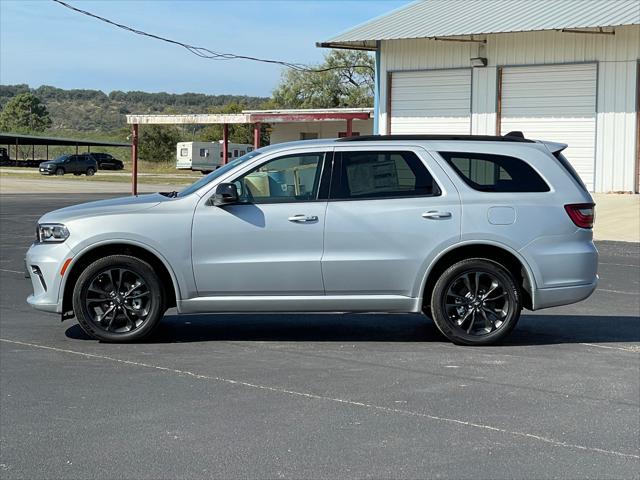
[
  {"x1": 379, "y1": 25, "x2": 640, "y2": 192},
  {"x1": 269, "y1": 119, "x2": 374, "y2": 144}
]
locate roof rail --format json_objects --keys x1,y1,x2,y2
[{"x1": 336, "y1": 133, "x2": 534, "y2": 143}]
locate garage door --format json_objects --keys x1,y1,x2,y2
[
  {"x1": 500, "y1": 63, "x2": 597, "y2": 191},
  {"x1": 390, "y1": 69, "x2": 472, "y2": 135}
]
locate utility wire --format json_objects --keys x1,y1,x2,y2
[{"x1": 52, "y1": 0, "x2": 374, "y2": 73}]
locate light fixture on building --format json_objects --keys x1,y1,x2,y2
[{"x1": 470, "y1": 57, "x2": 487, "y2": 67}]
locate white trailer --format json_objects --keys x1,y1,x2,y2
[{"x1": 176, "y1": 141, "x2": 253, "y2": 173}]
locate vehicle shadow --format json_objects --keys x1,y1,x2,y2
[{"x1": 65, "y1": 313, "x2": 640, "y2": 346}]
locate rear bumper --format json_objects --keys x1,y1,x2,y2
[{"x1": 532, "y1": 278, "x2": 598, "y2": 310}]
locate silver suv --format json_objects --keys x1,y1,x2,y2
[{"x1": 25, "y1": 134, "x2": 598, "y2": 345}]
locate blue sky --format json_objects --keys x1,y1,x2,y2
[{"x1": 0, "y1": 0, "x2": 406, "y2": 97}]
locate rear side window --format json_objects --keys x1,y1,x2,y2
[
  {"x1": 553, "y1": 151, "x2": 587, "y2": 192},
  {"x1": 331, "y1": 151, "x2": 440, "y2": 200},
  {"x1": 440, "y1": 152, "x2": 549, "y2": 192}
]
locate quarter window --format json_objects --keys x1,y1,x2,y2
[
  {"x1": 331, "y1": 151, "x2": 440, "y2": 200},
  {"x1": 233, "y1": 153, "x2": 326, "y2": 203},
  {"x1": 440, "y1": 152, "x2": 549, "y2": 192}
]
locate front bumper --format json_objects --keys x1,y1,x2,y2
[{"x1": 25, "y1": 242, "x2": 73, "y2": 314}]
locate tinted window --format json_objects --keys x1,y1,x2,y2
[
  {"x1": 234, "y1": 153, "x2": 326, "y2": 204},
  {"x1": 553, "y1": 151, "x2": 587, "y2": 192},
  {"x1": 440, "y1": 152, "x2": 549, "y2": 192},
  {"x1": 331, "y1": 151, "x2": 440, "y2": 200}
]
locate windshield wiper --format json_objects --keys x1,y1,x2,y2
[{"x1": 159, "y1": 191, "x2": 179, "y2": 198}]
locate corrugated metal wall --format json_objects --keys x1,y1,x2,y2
[{"x1": 378, "y1": 25, "x2": 640, "y2": 192}]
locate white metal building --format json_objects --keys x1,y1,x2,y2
[
  {"x1": 252, "y1": 108, "x2": 374, "y2": 143},
  {"x1": 319, "y1": 0, "x2": 640, "y2": 193}
]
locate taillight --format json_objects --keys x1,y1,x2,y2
[{"x1": 564, "y1": 203, "x2": 595, "y2": 229}]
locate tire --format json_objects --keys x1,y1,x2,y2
[
  {"x1": 72, "y1": 255, "x2": 166, "y2": 342},
  {"x1": 86, "y1": 167, "x2": 95, "y2": 176},
  {"x1": 55, "y1": 168, "x2": 65, "y2": 176},
  {"x1": 430, "y1": 258, "x2": 521, "y2": 346}
]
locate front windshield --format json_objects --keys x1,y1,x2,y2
[{"x1": 177, "y1": 149, "x2": 263, "y2": 197}]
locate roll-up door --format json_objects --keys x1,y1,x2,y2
[
  {"x1": 390, "y1": 69, "x2": 472, "y2": 135},
  {"x1": 500, "y1": 63, "x2": 597, "y2": 191}
]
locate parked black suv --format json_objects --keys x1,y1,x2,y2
[
  {"x1": 39, "y1": 154, "x2": 98, "y2": 176},
  {"x1": 89, "y1": 152, "x2": 124, "y2": 170}
]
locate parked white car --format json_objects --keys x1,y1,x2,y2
[{"x1": 26, "y1": 134, "x2": 597, "y2": 345}]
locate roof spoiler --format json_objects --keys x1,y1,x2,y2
[{"x1": 540, "y1": 140, "x2": 569, "y2": 154}]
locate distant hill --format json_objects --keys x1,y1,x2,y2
[{"x1": 0, "y1": 84, "x2": 269, "y2": 134}]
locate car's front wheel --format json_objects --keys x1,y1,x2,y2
[
  {"x1": 72, "y1": 255, "x2": 165, "y2": 342},
  {"x1": 430, "y1": 258, "x2": 521, "y2": 346},
  {"x1": 55, "y1": 168, "x2": 65, "y2": 176}
]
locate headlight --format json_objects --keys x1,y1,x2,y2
[{"x1": 36, "y1": 223, "x2": 70, "y2": 243}]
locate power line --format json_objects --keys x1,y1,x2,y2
[{"x1": 51, "y1": 0, "x2": 374, "y2": 74}]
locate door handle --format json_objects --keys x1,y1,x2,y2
[
  {"x1": 288, "y1": 214, "x2": 319, "y2": 223},
  {"x1": 422, "y1": 211, "x2": 452, "y2": 219}
]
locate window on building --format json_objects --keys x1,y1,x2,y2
[
  {"x1": 233, "y1": 153, "x2": 325, "y2": 203},
  {"x1": 331, "y1": 151, "x2": 440, "y2": 200},
  {"x1": 180, "y1": 148, "x2": 188, "y2": 157},
  {"x1": 338, "y1": 132, "x2": 360, "y2": 138},
  {"x1": 199, "y1": 148, "x2": 209, "y2": 158},
  {"x1": 300, "y1": 132, "x2": 319, "y2": 140},
  {"x1": 239, "y1": 150, "x2": 245, "y2": 156},
  {"x1": 439, "y1": 152, "x2": 550, "y2": 192},
  {"x1": 233, "y1": 149, "x2": 239, "y2": 157}
]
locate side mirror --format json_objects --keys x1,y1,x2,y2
[{"x1": 211, "y1": 182, "x2": 239, "y2": 206}]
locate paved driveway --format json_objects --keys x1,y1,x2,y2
[{"x1": 1, "y1": 193, "x2": 638, "y2": 479}]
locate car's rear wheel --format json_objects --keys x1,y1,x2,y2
[
  {"x1": 72, "y1": 255, "x2": 165, "y2": 342},
  {"x1": 430, "y1": 258, "x2": 521, "y2": 346},
  {"x1": 86, "y1": 167, "x2": 95, "y2": 176},
  {"x1": 55, "y1": 168, "x2": 64, "y2": 176}
]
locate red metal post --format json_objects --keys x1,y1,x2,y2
[
  {"x1": 222, "y1": 123, "x2": 229, "y2": 164},
  {"x1": 346, "y1": 118, "x2": 353, "y2": 137},
  {"x1": 253, "y1": 122, "x2": 261, "y2": 150},
  {"x1": 131, "y1": 124, "x2": 139, "y2": 196}
]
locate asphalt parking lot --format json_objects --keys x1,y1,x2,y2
[{"x1": 0, "y1": 193, "x2": 638, "y2": 479}]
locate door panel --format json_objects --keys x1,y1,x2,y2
[
  {"x1": 192, "y1": 202, "x2": 327, "y2": 295},
  {"x1": 322, "y1": 148, "x2": 461, "y2": 297},
  {"x1": 191, "y1": 150, "x2": 330, "y2": 296}
]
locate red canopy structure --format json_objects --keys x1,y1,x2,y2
[{"x1": 125, "y1": 108, "x2": 372, "y2": 195}]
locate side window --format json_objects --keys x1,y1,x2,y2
[
  {"x1": 331, "y1": 151, "x2": 440, "y2": 200},
  {"x1": 180, "y1": 148, "x2": 188, "y2": 157},
  {"x1": 440, "y1": 152, "x2": 550, "y2": 192},
  {"x1": 233, "y1": 153, "x2": 326, "y2": 204},
  {"x1": 199, "y1": 148, "x2": 209, "y2": 158}
]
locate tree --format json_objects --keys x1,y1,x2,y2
[
  {"x1": 138, "y1": 124, "x2": 182, "y2": 163},
  {"x1": 272, "y1": 50, "x2": 374, "y2": 109},
  {"x1": 0, "y1": 93, "x2": 52, "y2": 132}
]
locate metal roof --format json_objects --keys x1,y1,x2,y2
[
  {"x1": 319, "y1": 0, "x2": 640, "y2": 49},
  {"x1": 0, "y1": 132, "x2": 129, "y2": 147},
  {"x1": 127, "y1": 108, "x2": 373, "y2": 125}
]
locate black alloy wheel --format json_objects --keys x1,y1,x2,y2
[
  {"x1": 73, "y1": 255, "x2": 165, "y2": 342},
  {"x1": 430, "y1": 258, "x2": 522, "y2": 345}
]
